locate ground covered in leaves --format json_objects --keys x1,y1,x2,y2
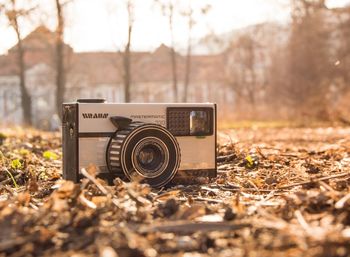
[{"x1": 0, "y1": 127, "x2": 350, "y2": 257}]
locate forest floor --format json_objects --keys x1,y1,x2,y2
[{"x1": 0, "y1": 126, "x2": 350, "y2": 257}]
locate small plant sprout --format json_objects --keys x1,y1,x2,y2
[
  {"x1": 43, "y1": 151, "x2": 59, "y2": 160},
  {"x1": 11, "y1": 159, "x2": 22, "y2": 169}
]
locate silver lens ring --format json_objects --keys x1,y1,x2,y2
[{"x1": 131, "y1": 137, "x2": 169, "y2": 178}]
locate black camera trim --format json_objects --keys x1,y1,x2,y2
[
  {"x1": 166, "y1": 107, "x2": 214, "y2": 137},
  {"x1": 77, "y1": 98, "x2": 106, "y2": 103},
  {"x1": 62, "y1": 103, "x2": 79, "y2": 182}
]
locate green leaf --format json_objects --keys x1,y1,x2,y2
[
  {"x1": 43, "y1": 151, "x2": 58, "y2": 160},
  {"x1": 11, "y1": 159, "x2": 22, "y2": 169}
]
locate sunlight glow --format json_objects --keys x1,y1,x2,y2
[{"x1": 0, "y1": 0, "x2": 349, "y2": 54}]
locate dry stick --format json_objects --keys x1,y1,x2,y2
[
  {"x1": 79, "y1": 192, "x2": 97, "y2": 209},
  {"x1": 294, "y1": 210, "x2": 312, "y2": 235},
  {"x1": 335, "y1": 192, "x2": 350, "y2": 209},
  {"x1": 0, "y1": 235, "x2": 34, "y2": 252},
  {"x1": 0, "y1": 173, "x2": 21, "y2": 186},
  {"x1": 218, "y1": 185, "x2": 287, "y2": 193},
  {"x1": 194, "y1": 197, "x2": 223, "y2": 204},
  {"x1": 140, "y1": 221, "x2": 251, "y2": 234},
  {"x1": 247, "y1": 179, "x2": 260, "y2": 192},
  {"x1": 217, "y1": 169, "x2": 234, "y2": 174},
  {"x1": 126, "y1": 187, "x2": 150, "y2": 206},
  {"x1": 81, "y1": 168, "x2": 108, "y2": 194},
  {"x1": 319, "y1": 181, "x2": 336, "y2": 192},
  {"x1": 277, "y1": 172, "x2": 350, "y2": 190},
  {"x1": 294, "y1": 210, "x2": 326, "y2": 241},
  {"x1": 80, "y1": 168, "x2": 119, "y2": 207},
  {"x1": 256, "y1": 146, "x2": 267, "y2": 159},
  {"x1": 217, "y1": 153, "x2": 237, "y2": 163},
  {"x1": 29, "y1": 202, "x2": 39, "y2": 210},
  {"x1": 279, "y1": 153, "x2": 300, "y2": 158}
]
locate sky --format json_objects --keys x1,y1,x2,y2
[{"x1": 0, "y1": 0, "x2": 349, "y2": 54}]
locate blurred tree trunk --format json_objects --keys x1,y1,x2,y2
[
  {"x1": 182, "y1": 8, "x2": 193, "y2": 103},
  {"x1": 55, "y1": 0, "x2": 65, "y2": 119},
  {"x1": 168, "y1": 4, "x2": 178, "y2": 102},
  {"x1": 181, "y1": 3, "x2": 210, "y2": 102},
  {"x1": 14, "y1": 25, "x2": 32, "y2": 125},
  {"x1": 245, "y1": 35, "x2": 257, "y2": 114},
  {"x1": 156, "y1": 0, "x2": 179, "y2": 102},
  {"x1": 334, "y1": 6, "x2": 350, "y2": 91},
  {"x1": 224, "y1": 33, "x2": 263, "y2": 117},
  {"x1": 6, "y1": 0, "x2": 32, "y2": 125},
  {"x1": 122, "y1": 0, "x2": 134, "y2": 103},
  {"x1": 287, "y1": 0, "x2": 330, "y2": 119}
]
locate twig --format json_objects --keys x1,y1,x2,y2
[
  {"x1": 335, "y1": 192, "x2": 350, "y2": 209},
  {"x1": 217, "y1": 169, "x2": 234, "y2": 173},
  {"x1": 219, "y1": 186, "x2": 287, "y2": 193},
  {"x1": 278, "y1": 172, "x2": 350, "y2": 189},
  {"x1": 217, "y1": 153, "x2": 236, "y2": 163},
  {"x1": 29, "y1": 202, "x2": 39, "y2": 210},
  {"x1": 194, "y1": 197, "x2": 223, "y2": 204},
  {"x1": 256, "y1": 146, "x2": 267, "y2": 159},
  {"x1": 155, "y1": 190, "x2": 181, "y2": 200},
  {"x1": 226, "y1": 182, "x2": 240, "y2": 189},
  {"x1": 81, "y1": 168, "x2": 109, "y2": 194},
  {"x1": 279, "y1": 153, "x2": 300, "y2": 158},
  {"x1": 0, "y1": 173, "x2": 21, "y2": 186},
  {"x1": 79, "y1": 192, "x2": 97, "y2": 209},
  {"x1": 80, "y1": 168, "x2": 119, "y2": 207},
  {"x1": 0, "y1": 236, "x2": 34, "y2": 252},
  {"x1": 82, "y1": 169, "x2": 149, "y2": 206},
  {"x1": 139, "y1": 221, "x2": 251, "y2": 234},
  {"x1": 125, "y1": 187, "x2": 150, "y2": 206},
  {"x1": 319, "y1": 181, "x2": 335, "y2": 192},
  {"x1": 294, "y1": 210, "x2": 312, "y2": 235},
  {"x1": 2, "y1": 168, "x2": 19, "y2": 188},
  {"x1": 247, "y1": 179, "x2": 260, "y2": 192}
]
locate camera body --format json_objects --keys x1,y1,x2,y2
[{"x1": 62, "y1": 99, "x2": 217, "y2": 187}]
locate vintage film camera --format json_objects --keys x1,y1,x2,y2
[{"x1": 62, "y1": 99, "x2": 217, "y2": 187}]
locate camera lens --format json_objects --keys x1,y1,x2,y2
[
  {"x1": 139, "y1": 146, "x2": 156, "y2": 166},
  {"x1": 133, "y1": 137, "x2": 169, "y2": 178},
  {"x1": 106, "y1": 123, "x2": 180, "y2": 187},
  {"x1": 138, "y1": 144, "x2": 161, "y2": 169}
]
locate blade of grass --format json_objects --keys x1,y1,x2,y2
[{"x1": 4, "y1": 168, "x2": 19, "y2": 188}]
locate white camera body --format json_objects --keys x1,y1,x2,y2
[{"x1": 62, "y1": 99, "x2": 217, "y2": 187}]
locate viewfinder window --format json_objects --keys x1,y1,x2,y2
[
  {"x1": 190, "y1": 110, "x2": 210, "y2": 136},
  {"x1": 167, "y1": 107, "x2": 213, "y2": 136}
]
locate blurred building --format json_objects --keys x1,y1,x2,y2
[{"x1": 0, "y1": 26, "x2": 229, "y2": 127}]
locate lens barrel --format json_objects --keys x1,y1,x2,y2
[{"x1": 106, "y1": 122, "x2": 181, "y2": 187}]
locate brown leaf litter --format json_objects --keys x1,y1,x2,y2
[{"x1": 0, "y1": 127, "x2": 350, "y2": 257}]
